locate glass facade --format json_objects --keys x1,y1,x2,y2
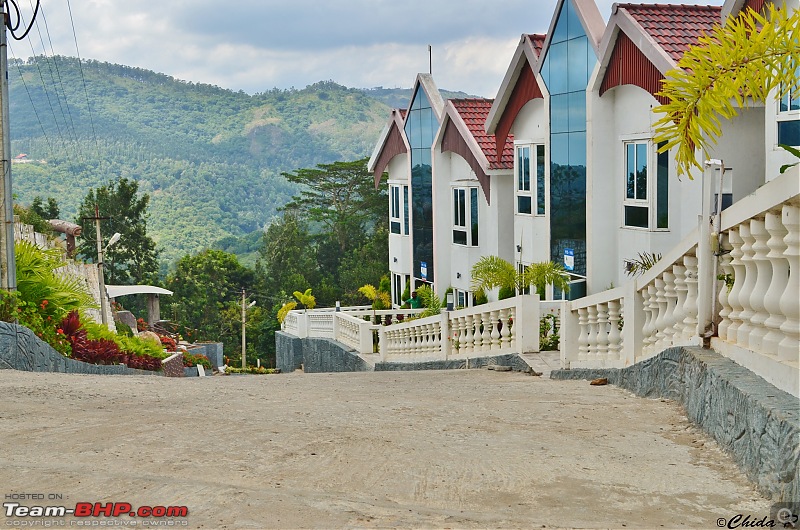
[
  {"x1": 404, "y1": 88, "x2": 439, "y2": 282},
  {"x1": 541, "y1": 0, "x2": 596, "y2": 289}
]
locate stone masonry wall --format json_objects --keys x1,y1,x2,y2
[
  {"x1": 551, "y1": 346, "x2": 799, "y2": 502},
  {"x1": 375, "y1": 354, "x2": 529, "y2": 372},
  {"x1": 0, "y1": 322, "x2": 159, "y2": 376}
]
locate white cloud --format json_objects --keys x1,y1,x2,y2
[{"x1": 19, "y1": 0, "x2": 724, "y2": 96}]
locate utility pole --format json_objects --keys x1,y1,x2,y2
[
  {"x1": 84, "y1": 205, "x2": 111, "y2": 325},
  {"x1": 0, "y1": 2, "x2": 16, "y2": 291}
]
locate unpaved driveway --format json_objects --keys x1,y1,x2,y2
[{"x1": 0, "y1": 369, "x2": 770, "y2": 529}]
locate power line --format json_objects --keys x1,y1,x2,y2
[
  {"x1": 65, "y1": 0, "x2": 98, "y2": 151},
  {"x1": 29, "y1": 1, "x2": 81, "y2": 152},
  {"x1": 4, "y1": 0, "x2": 39, "y2": 41},
  {"x1": 7, "y1": 43, "x2": 52, "y2": 152}
]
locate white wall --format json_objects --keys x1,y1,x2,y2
[
  {"x1": 706, "y1": 108, "x2": 766, "y2": 201},
  {"x1": 588, "y1": 84, "x2": 703, "y2": 292},
  {"x1": 511, "y1": 99, "x2": 551, "y2": 270},
  {"x1": 386, "y1": 155, "x2": 411, "y2": 296}
]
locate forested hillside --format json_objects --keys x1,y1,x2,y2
[{"x1": 8, "y1": 57, "x2": 411, "y2": 265}]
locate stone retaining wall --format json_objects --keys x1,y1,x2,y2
[
  {"x1": 275, "y1": 332, "x2": 371, "y2": 373},
  {"x1": 0, "y1": 322, "x2": 159, "y2": 376},
  {"x1": 551, "y1": 346, "x2": 799, "y2": 502},
  {"x1": 375, "y1": 354, "x2": 529, "y2": 372}
]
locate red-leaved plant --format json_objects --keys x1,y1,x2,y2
[{"x1": 60, "y1": 311, "x2": 161, "y2": 371}]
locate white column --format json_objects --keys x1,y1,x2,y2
[
  {"x1": 672, "y1": 264, "x2": 688, "y2": 342},
  {"x1": 607, "y1": 299, "x2": 622, "y2": 361},
  {"x1": 726, "y1": 229, "x2": 745, "y2": 342},
  {"x1": 716, "y1": 235, "x2": 734, "y2": 342},
  {"x1": 681, "y1": 254, "x2": 699, "y2": 343},
  {"x1": 595, "y1": 303, "x2": 609, "y2": 359},
  {"x1": 577, "y1": 307, "x2": 589, "y2": 361}
]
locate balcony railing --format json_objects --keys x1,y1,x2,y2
[{"x1": 560, "y1": 170, "x2": 799, "y2": 396}]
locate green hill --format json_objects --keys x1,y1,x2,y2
[{"x1": 7, "y1": 56, "x2": 464, "y2": 267}]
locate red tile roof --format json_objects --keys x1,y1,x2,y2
[
  {"x1": 526, "y1": 33, "x2": 547, "y2": 58},
  {"x1": 450, "y1": 98, "x2": 514, "y2": 170},
  {"x1": 619, "y1": 4, "x2": 722, "y2": 63}
]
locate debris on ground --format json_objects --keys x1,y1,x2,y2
[{"x1": 590, "y1": 377, "x2": 609, "y2": 386}]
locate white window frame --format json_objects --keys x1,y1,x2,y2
[
  {"x1": 453, "y1": 288, "x2": 470, "y2": 309},
  {"x1": 621, "y1": 138, "x2": 669, "y2": 232},
  {"x1": 777, "y1": 63, "x2": 800, "y2": 147},
  {"x1": 514, "y1": 143, "x2": 546, "y2": 216},
  {"x1": 452, "y1": 185, "x2": 479, "y2": 247},
  {"x1": 390, "y1": 185, "x2": 401, "y2": 234}
]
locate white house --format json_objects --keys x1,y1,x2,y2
[
  {"x1": 368, "y1": 74, "x2": 445, "y2": 307},
  {"x1": 431, "y1": 98, "x2": 515, "y2": 306}
]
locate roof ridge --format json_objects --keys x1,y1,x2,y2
[{"x1": 618, "y1": 3, "x2": 722, "y2": 10}]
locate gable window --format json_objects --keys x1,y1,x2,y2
[
  {"x1": 453, "y1": 187, "x2": 479, "y2": 246},
  {"x1": 516, "y1": 144, "x2": 545, "y2": 215},
  {"x1": 778, "y1": 64, "x2": 800, "y2": 147},
  {"x1": 623, "y1": 140, "x2": 669, "y2": 230}
]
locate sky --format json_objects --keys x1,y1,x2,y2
[{"x1": 9, "y1": 0, "x2": 725, "y2": 98}]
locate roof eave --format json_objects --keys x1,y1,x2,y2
[{"x1": 486, "y1": 36, "x2": 529, "y2": 135}]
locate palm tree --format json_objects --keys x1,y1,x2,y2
[{"x1": 470, "y1": 256, "x2": 570, "y2": 300}]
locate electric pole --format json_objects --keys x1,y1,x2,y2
[
  {"x1": 83, "y1": 206, "x2": 111, "y2": 325},
  {"x1": 0, "y1": 2, "x2": 16, "y2": 291}
]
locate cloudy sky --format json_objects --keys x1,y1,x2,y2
[{"x1": 10, "y1": 0, "x2": 724, "y2": 98}]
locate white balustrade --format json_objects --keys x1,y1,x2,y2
[
  {"x1": 778, "y1": 205, "x2": 800, "y2": 362},
  {"x1": 762, "y1": 210, "x2": 788, "y2": 353}
]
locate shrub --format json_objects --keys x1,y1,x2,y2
[{"x1": 183, "y1": 351, "x2": 211, "y2": 369}]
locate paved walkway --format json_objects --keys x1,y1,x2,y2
[{"x1": 0, "y1": 368, "x2": 770, "y2": 529}]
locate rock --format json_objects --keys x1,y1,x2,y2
[
  {"x1": 139, "y1": 331, "x2": 161, "y2": 344},
  {"x1": 493, "y1": 365, "x2": 512, "y2": 372},
  {"x1": 590, "y1": 377, "x2": 609, "y2": 386}
]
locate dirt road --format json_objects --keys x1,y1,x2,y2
[{"x1": 0, "y1": 369, "x2": 770, "y2": 529}]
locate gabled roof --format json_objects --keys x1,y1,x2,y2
[
  {"x1": 594, "y1": 3, "x2": 722, "y2": 102},
  {"x1": 439, "y1": 98, "x2": 514, "y2": 205},
  {"x1": 367, "y1": 74, "x2": 446, "y2": 187},
  {"x1": 619, "y1": 4, "x2": 722, "y2": 64},
  {"x1": 485, "y1": 34, "x2": 547, "y2": 155},
  {"x1": 535, "y1": 0, "x2": 606, "y2": 74},
  {"x1": 367, "y1": 108, "x2": 409, "y2": 187},
  {"x1": 722, "y1": 0, "x2": 770, "y2": 20}
]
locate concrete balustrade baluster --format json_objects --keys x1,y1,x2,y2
[
  {"x1": 662, "y1": 271, "x2": 678, "y2": 347},
  {"x1": 587, "y1": 305, "x2": 598, "y2": 360},
  {"x1": 716, "y1": 235, "x2": 734, "y2": 341},
  {"x1": 682, "y1": 255, "x2": 699, "y2": 342},
  {"x1": 726, "y1": 229, "x2": 745, "y2": 341},
  {"x1": 736, "y1": 223, "x2": 757, "y2": 348},
  {"x1": 748, "y1": 218, "x2": 771, "y2": 353},
  {"x1": 578, "y1": 307, "x2": 589, "y2": 361},
  {"x1": 673, "y1": 264, "x2": 688, "y2": 341},
  {"x1": 607, "y1": 299, "x2": 622, "y2": 360},
  {"x1": 762, "y1": 210, "x2": 789, "y2": 354},
  {"x1": 490, "y1": 310, "x2": 501, "y2": 350},
  {"x1": 596, "y1": 303, "x2": 609, "y2": 359},
  {"x1": 778, "y1": 205, "x2": 800, "y2": 362}
]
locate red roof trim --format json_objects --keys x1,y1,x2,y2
[
  {"x1": 441, "y1": 118, "x2": 492, "y2": 205},
  {"x1": 494, "y1": 61, "x2": 542, "y2": 164},
  {"x1": 372, "y1": 120, "x2": 408, "y2": 187},
  {"x1": 600, "y1": 31, "x2": 669, "y2": 104}
]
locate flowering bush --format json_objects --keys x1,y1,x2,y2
[
  {"x1": 183, "y1": 351, "x2": 211, "y2": 369},
  {"x1": 60, "y1": 311, "x2": 162, "y2": 371},
  {"x1": 136, "y1": 317, "x2": 148, "y2": 332},
  {"x1": 158, "y1": 334, "x2": 177, "y2": 352}
]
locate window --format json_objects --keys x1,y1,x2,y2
[
  {"x1": 778, "y1": 64, "x2": 800, "y2": 147},
  {"x1": 453, "y1": 187, "x2": 479, "y2": 246},
  {"x1": 453, "y1": 289, "x2": 470, "y2": 309},
  {"x1": 516, "y1": 144, "x2": 545, "y2": 215},
  {"x1": 390, "y1": 185, "x2": 409, "y2": 235},
  {"x1": 403, "y1": 185, "x2": 409, "y2": 235},
  {"x1": 393, "y1": 273, "x2": 403, "y2": 307},
  {"x1": 623, "y1": 140, "x2": 669, "y2": 230}
]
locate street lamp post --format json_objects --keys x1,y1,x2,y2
[
  {"x1": 241, "y1": 289, "x2": 256, "y2": 369},
  {"x1": 95, "y1": 213, "x2": 120, "y2": 326}
]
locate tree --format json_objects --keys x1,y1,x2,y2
[
  {"x1": 166, "y1": 249, "x2": 254, "y2": 348},
  {"x1": 75, "y1": 177, "x2": 159, "y2": 286},
  {"x1": 30, "y1": 196, "x2": 59, "y2": 220},
  {"x1": 471, "y1": 256, "x2": 570, "y2": 299},
  {"x1": 258, "y1": 210, "x2": 317, "y2": 297},
  {"x1": 280, "y1": 158, "x2": 388, "y2": 255},
  {"x1": 654, "y1": 4, "x2": 800, "y2": 176}
]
